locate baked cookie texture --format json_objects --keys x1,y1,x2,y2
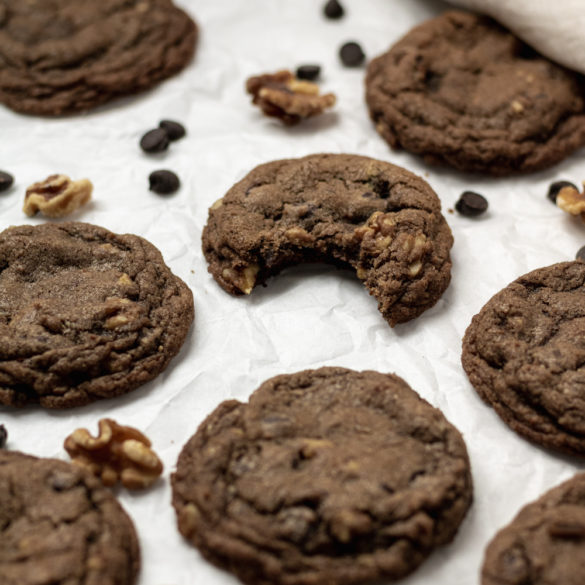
[
  {"x1": 365, "y1": 11, "x2": 585, "y2": 175},
  {"x1": 0, "y1": 0, "x2": 197, "y2": 116},
  {"x1": 0, "y1": 222, "x2": 194, "y2": 408},
  {"x1": 0, "y1": 450, "x2": 140, "y2": 585},
  {"x1": 482, "y1": 473, "x2": 585, "y2": 585},
  {"x1": 202, "y1": 153, "x2": 453, "y2": 326},
  {"x1": 462, "y1": 261, "x2": 585, "y2": 456},
  {"x1": 172, "y1": 367, "x2": 472, "y2": 585}
]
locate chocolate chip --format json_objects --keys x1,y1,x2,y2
[
  {"x1": 296, "y1": 65, "x2": 321, "y2": 81},
  {"x1": 149, "y1": 170, "x2": 180, "y2": 195},
  {"x1": 159, "y1": 120, "x2": 186, "y2": 141},
  {"x1": 0, "y1": 425, "x2": 7, "y2": 449},
  {"x1": 548, "y1": 180, "x2": 578, "y2": 204},
  {"x1": 339, "y1": 42, "x2": 365, "y2": 67},
  {"x1": 576, "y1": 245, "x2": 585, "y2": 262},
  {"x1": 324, "y1": 0, "x2": 344, "y2": 19},
  {"x1": 140, "y1": 128, "x2": 170, "y2": 153},
  {"x1": 0, "y1": 171, "x2": 14, "y2": 193},
  {"x1": 455, "y1": 191, "x2": 489, "y2": 217}
]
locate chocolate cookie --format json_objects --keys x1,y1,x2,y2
[
  {"x1": 365, "y1": 11, "x2": 585, "y2": 175},
  {"x1": 0, "y1": 0, "x2": 197, "y2": 116},
  {"x1": 202, "y1": 153, "x2": 453, "y2": 326},
  {"x1": 172, "y1": 367, "x2": 473, "y2": 585},
  {"x1": 482, "y1": 473, "x2": 585, "y2": 585},
  {"x1": 462, "y1": 261, "x2": 585, "y2": 455},
  {"x1": 0, "y1": 450, "x2": 139, "y2": 585},
  {"x1": 0, "y1": 222, "x2": 194, "y2": 408}
]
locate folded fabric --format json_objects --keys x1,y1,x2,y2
[{"x1": 448, "y1": 0, "x2": 585, "y2": 74}]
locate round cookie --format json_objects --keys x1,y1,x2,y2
[
  {"x1": 0, "y1": 222, "x2": 194, "y2": 408},
  {"x1": 0, "y1": 0, "x2": 197, "y2": 116},
  {"x1": 202, "y1": 153, "x2": 453, "y2": 326},
  {"x1": 365, "y1": 11, "x2": 585, "y2": 175},
  {"x1": 172, "y1": 367, "x2": 473, "y2": 585},
  {"x1": 0, "y1": 450, "x2": 140, "y2": 585},
  {"x1": 482, "y1": 473, "x2": 585, "y2": 585},
  {"x1": 462, "y1": 261, "x2": 585, "y2": 456}
]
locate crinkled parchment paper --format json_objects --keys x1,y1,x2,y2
[{"x1": 1, "y1": 1, "x2": 584, "y2": 583}]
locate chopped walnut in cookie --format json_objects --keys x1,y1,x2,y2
[
  {"x1": 64, "y1": 418, "x2": 163, "y2": 490},
  {"x1": 556, "y1": 182, "x2": 585, "y2": 222},
  {"x1": 246, "y1": 70, "x2": 336, "y2": 125},
  {"x1": 24, "y1": 174, "x2": 92, "y2": 217}
]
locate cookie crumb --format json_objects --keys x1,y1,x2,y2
[
  {"x1": 24, "y1": 174, "x2": 92, "y2": 217},
  {"x1": 246, "y1": 70, "x2": 336, "y2": 125}
]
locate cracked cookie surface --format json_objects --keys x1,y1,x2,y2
[
  {"x1": 0, "y1": 222, "x2": 194, "y2": 408},
  {"x1": 365, "y1": 11, "x2": 585, "y2": 175},
  {"x1": 0, "y1": 450, "x2": 139, "y2": 585},
  {"x1": 482, "y1": 473, "x2": 585, "y2": 585},
  {"x1": 202, "y1": 153, "x2": 453, "y2": 326},
  {"x1": 172, "y1": 367, "x2": 472, "y2": 585},
  {"x1": 0, "y1": 0, "x2": 197, "y2": 115},
  {"x1": 462, "y1": 261, "x2": 585, "y2": 455}
]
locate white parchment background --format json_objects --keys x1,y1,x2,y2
[{"x1": 1, "y1": 1, "x2": 585, "y2": 583}]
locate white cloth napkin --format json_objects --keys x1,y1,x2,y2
[{"x1": 448, "y1": 0, "x2": 585, "y2": 74}]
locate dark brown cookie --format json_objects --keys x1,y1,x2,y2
[
  {"x1": 462, "y1": 261, "x2": 585, "y2": 456},
  {"x1": 365, "y1": 11, "x2": 585, "y2": 175},
  {"x1": 0, "y1": 0, "x2": 197, "y2": 116},
  {"x1": 482, "y1": 473, "x2": 585, "y2": 585},
  {"x1": 202, "y1": 153, "x2": 453, "y2": 326},
  {"x1": 0, "y1": 222, "x2": 194, "y2": 408},
  {"x1": 0, "y1": 450, "x2": 140, "y2": 585},
  {"x1": 172, "y1": 367, "x2": 473, "y2": 585}
]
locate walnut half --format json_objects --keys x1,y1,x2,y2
[
  {"x1": 64, "y1": 418, "x2": 163, "y2": 490},
  {"x1": 246, "y1": 70, "x2": 336, "y2": 125},
  {"x1": 24, "y1": 174, "x2": 92, "y2": 217}
]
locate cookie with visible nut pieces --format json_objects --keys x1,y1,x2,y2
[
  {"x1": 172, "y1": 367, "x2": 472, "y2": 585},
  {"x1": 365, "y1": 11, "x2": 585, "y2": 175},
  {"x1": 482, "y1": 473, "x2": 585, "y2": 585},
  {"x1": 202, "y1": 153, "x2": 453, "y2": 326},
  {"x1": 0, "y1": 0, "x2": 197, "y2": 116},
  {"x1": 0, "y1": 450, "x2": 140, "y2": 585},
  {"x1": 0, "y1": 222, "x2": 194, "y2": 408},
  {"x1": 462, "y1": 261, "x2": 585, "y2": 455}
]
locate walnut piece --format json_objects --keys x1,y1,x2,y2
[
  {"x1": 556, "y1": 182, "x2": 585, "y2": 222},
  {"x1": 24, "y1": 174, "x2": 92, "y2": 217},
  {"x1": 246, "y1": 70, "x2": 336, "y2": 125},
  {"x1": 64, "y1": 418, "x2": 163, "y2": 490}
]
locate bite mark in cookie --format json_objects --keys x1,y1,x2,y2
[{"x1": 202, "y1": 153, "x2": 453, "y2": 326}]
